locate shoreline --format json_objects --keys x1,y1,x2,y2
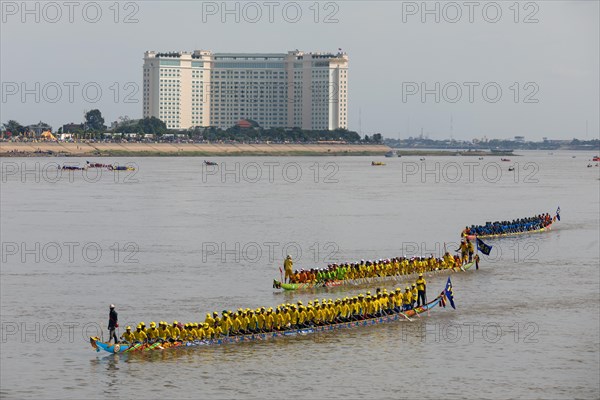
[
  {"x1": 0, "y1": 142, "x2": 519, "y2": 157},
  {"x1": 394, "y1": 149, "x2": 515, "y2": 156},
  {"x1": 0, "y1": 142, "x2": 391, "y2": 157}
]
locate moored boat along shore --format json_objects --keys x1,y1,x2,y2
[{"x1": 0, "y1": 142, "x2": 391, "y2": 157}]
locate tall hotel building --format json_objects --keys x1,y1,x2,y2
[{"x1": 142, "y1": 50, "x2": 348, "y2": 130}]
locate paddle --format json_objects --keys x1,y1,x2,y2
[
  {"x1": 398, "y1": 312, "x2": 413, "y2": 322},
  {"x1": 412, "y1": 306, "x2": 422, "y2": 318}
]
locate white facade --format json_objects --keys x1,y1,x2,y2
[{"x1": 143, "y1": 50, "x2": 348, "y2": 130}]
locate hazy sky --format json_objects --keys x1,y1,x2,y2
[{"x1": 1, "y1": 1, "x2": 598, "y2": 140}]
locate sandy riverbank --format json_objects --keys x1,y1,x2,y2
[{"x1": 0, "y1": 142, "x2": 392, "y2": 157}]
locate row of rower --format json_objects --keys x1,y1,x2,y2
[
  {"x1": 463, "y1": 213, "x2": 554, "y2": 236},
  {"x1": 287, "y1": 252, "x2": 473, "y2": 284},
  {"x1": 120, "y1": 276, "x2": 428, "y2": 344}
]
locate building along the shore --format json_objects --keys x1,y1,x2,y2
[{"x1": 143, "y1": 50, "x2": 348, "y2": 131}]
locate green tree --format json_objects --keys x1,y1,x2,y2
[
  {"x1": 85, "y1": 109, "x2": 105, "y2": 131},
  {"x1": 137, "y1": 117, "x2": 167, "y2": 135},
  {"x1": 3, "y1": 120, "x2": 25, "y2": 135}
]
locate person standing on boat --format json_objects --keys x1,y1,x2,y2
[
  {"x1": 283, "y1": 255, "x2": 293, "y2": 283},
  {"x1": 415, "y1": 274, "x2": 427, "y2": 307},
  {"x1": 411, "y1": 284, "x2": 418, "y2": 308},
  {"x1": 457, "y1": 241, "x2": 468, "y2": 265},
  {"x1": 467, "y1": 239, "x2": 474, "y2": 262},
  {"x1": 108, "y1": 304, "x2": 118, "y2": 343},
  {"x1": 474, "y1": 254, "x2": 480, "y2": 270}
]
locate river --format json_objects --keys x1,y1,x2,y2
[{"x1": 1, "y1": 151, "x2": 598, "y2": 399}]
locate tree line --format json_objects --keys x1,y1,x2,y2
[{"x1": 2, "y1": 109, "x2": 383, "y2": 143}]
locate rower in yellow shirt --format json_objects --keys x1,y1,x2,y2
[
  {"x1": 248, "y1": 310, "x2": 258, "y2": 333},
  {"x1": 134, "y1": 325, "x2": 147, "y2": 343},
  {"x1": 306, "y1": 306, "x2": 316, "y2": 326},
  {"x1": 197, "y1": 323, "x2": 204, "y2": 338},
  {"x1": 403, "y1": 287, "x2": 413, "y2": 311},
  {"x1": 146, "y1": 321, "x2": 159, "y2": 341},
  {"x1": 190, "y1": 323, "x2": 200, "y2": 340},
  {"x1": 240, "y1": 311, "x2": 251, "y2": 334},
  {"x1": 289, "y1": 306, "x2": 299, "y2": 328},
  {"x1": 257, "y1": 309, "x2": 266, "y2": 332},
  {"x1": 157, "y1": 321, "x2": 168, "y2": 340},
  {"x1": 221, "y1": 315, "x2": 232, "y2": 336},
  {"x1": 212, "y1": 324, "x2": 222, "y2": 338},
  {"x1": 230, "y1": 314, "x2": 241, "y2": 335},
  {"x1": 298, "y1": 306, "x2": 307, "y2": 327},
  {"x1": 265, "y1": 309, "x2": 274, "y2": 331},
  {"x1": 181, "y1": 324, "x2": 191, "y2": 340},
  {"x1": 121, "y1": 326, "x2": 135, "y2": 343},
  {"x1": 201, "y1": 323, "x2": 211, "y2": 339},
  {"x1": 394, "y1": 289, "x2": 403, "y2": 311},
  {"x1": 168, "y1": 321, "x2": 181, "y2": 340},
  {"x1": 282, "y1": 308, "x2": 291, "y2": 329},
  {"x1": 204, "y1": 313, "x2": 215, "y2": 327}
]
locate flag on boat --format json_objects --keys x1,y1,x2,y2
[
  {"x1": 476, "y1": 238, "x2": 492, "y2": 256},
  {"x1": 444, "y1": 277, "x2": 456, "y2": 309},
  {"x1": 556, "y1": 206, "x2": 561, "y2": 221}
]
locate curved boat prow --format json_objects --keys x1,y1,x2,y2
[
  {"x1": 90, "y1": 336, "x2": 99, "y2": 352},
  {"x1": 90, "y1": 337, "x2": 130, "y2": 354}
]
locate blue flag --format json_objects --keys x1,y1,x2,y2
[
  {"x1": 444, "y1": 277, "x2": 456, "y2": 309},
  {"x1": 556, "y1": 206, "x2": 561, "y2": 221},
  {"x1": 477, "y1": 238, "x2": 492, "y2": 256}
]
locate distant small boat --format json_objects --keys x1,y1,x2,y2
[
  {"x1": 419, "y1": 157, "x2": 425, "y2": 161},
  {"x1": 478, "y1": 157, "x2": 484, "y2": 160},
  {"x1": 501, "y1": 158, "x2": 511, "y2": 162},
  {"x1": 204, "y1": 160, "x2": 218, "y2": 166},
  {"x1": 371, "y1": 161, "x2": 386, "y2": 166},
  {"x1": 109, "y1": 165, "x2": 135, "y2": 171},
  {"x1": 508, "y1": 166, "x2": 515, "y2": 171},
  {"x1": 593, "y1": 156, "x2": 600, "y2": 162},
  {"x1": 86, "y1": 161, "x2": 111, "y2": 168},
  {"x1": 384, "y1": 151, "x2": 396, "y2": 158},
  {"x1": 587, "y1": 164, "x2": 593, "y2": 168},
  {"x1": 572, "y1": 156, "x2": 576, "y2": 158}
]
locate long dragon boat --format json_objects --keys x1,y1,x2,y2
[
  {"x1": 463, "y1": 221, "x2": 556, "y2": 241},
  {"x1": 273, "y1": 260, "x2": 474, "y2": 291},
  {"x1": 462, "y1": 210, "x2": 560, "y2": 241},
  {"x1": 90, "y1": 282, "x2": 455, "y2": 354}
]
